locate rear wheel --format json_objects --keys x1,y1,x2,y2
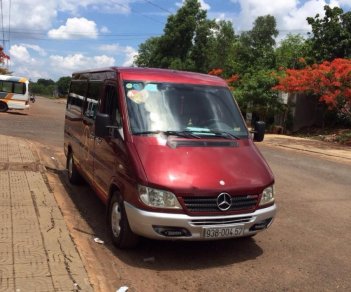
[
  {"x1": 0, "y1": 101, "x2": 8, "y2": 112},
  {"x1": 67, "y1": 151, "x2": 81, "y2": 184},
  {"x1": 108, "y1": 192, "x2": 139, "y2": 249}
]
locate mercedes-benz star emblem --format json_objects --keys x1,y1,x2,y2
[{"x1": 217, "y1": 193, "x2": 232, "y2": 211}]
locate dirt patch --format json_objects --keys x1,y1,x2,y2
[{"x1": 293, "y1": 128, "x2": 351, "y2": 146}]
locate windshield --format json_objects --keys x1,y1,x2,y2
[{"x1": 124, "y1": 81, "x2": 248, "y2": 138}]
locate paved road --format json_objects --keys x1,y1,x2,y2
[{"x1": 1, "y1": 97, "x2": 350, "y2": 291}]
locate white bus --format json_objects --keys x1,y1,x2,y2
[{"x1": 0, "y1": 75, "x2": 30, "y2": 112}]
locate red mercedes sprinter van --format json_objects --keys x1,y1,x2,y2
[{"x1": 64, "y1": 67, "x2": 276, "y2": 248}]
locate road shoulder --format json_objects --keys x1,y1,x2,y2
[{"x1": 263, "y1": 134, "x2": 351, "y2": 163}]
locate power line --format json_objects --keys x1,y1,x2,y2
[
  {"x1": 8, "y1": 0, "x2": 11, "y2": 50},
  {"x1": 143, "y1": 0, "x2": 172, "y2": 14},
  {"x1": 111, "y1": 1, "x2": 165, "y2": 25},
  {"x1": 9, "y1": 30, "x2": 160, "y2": 37},
  {"x1": 0, "y1": 0, "x2": 4, "y2": 48}
]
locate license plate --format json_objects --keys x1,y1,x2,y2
[{"x1": 203, "y1": 226, "x2": 244, "y2": 238}]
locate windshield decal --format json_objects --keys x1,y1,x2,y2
[{"x1": 127, "y1": 89, "x2": 149, "y2": 104}]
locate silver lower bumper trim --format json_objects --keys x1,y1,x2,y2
[{"x1": 124, "y1": 202, "x2": 277, "y2": 240}]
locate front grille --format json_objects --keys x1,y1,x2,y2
[
  {"x1": 182, "y1": 195, "x2": 258, "y2": 213},
  {"x1": 190, "y1": 216, "x2": 253, "y2": 226}
]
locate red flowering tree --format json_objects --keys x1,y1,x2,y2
[
  {"x1": 0, "y1": 46, "x2": 10, "y2": 75},
  {"x1": 274, "y1": 58, "x2": 351, "y2": 118},
  {"x1": 0, "y1": 46, "x2": 9, "y2": 63},
  {"x1": 208, "y1": 68, "x2": 239, "y2": 89}
]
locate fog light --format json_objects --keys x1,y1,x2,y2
[
  {"x1": 153, "y1": 226, "x2": 191, "y2": 237},
  {"x1": 249, "y1": 218, "x2": 273, "y2": 231}
]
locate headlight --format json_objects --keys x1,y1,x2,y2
[
  {"x1": 259, "y1": 185, "x2": 275, "y2": 206},
  {"x1": 138, "y1": 185, "x2": 181, "y2": 209}
]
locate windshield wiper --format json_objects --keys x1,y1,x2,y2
[
  {"x1": 133, "y1": 130, "x2": 201, "y2": 139},
  {"x1": 133, "y1": 130, "x2": 240, "y2": 140},
  {"x1": 211, "y1": 131, "x2": 241, "y2": 140},
  {"x1": 186, "y1": 130, "x2": 240, "y2": 140}
]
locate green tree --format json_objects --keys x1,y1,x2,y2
[
  {"x1": 235, "y1": 15, "x2": 278, "y2": 73},
  {"x1": 209, "y1": 20, "x2": 238, "y2": 75},
  {"x1": 190, "y1": 19, "x2": 216, "y2": 72},
  {"x1": 56, "y1": 76, "x2": 71, "y2": 96},
  {"x1": 29, "y1": 81, "x2": 55, "y2": 97},
  {"x1": 135, "y1": 0, "x2": 215, "y2": 71},
  {"x1": 156, "y1": 0, "x2": 207, "y2": 69},
  {"x1": 275, "y1": 34, "x2": 309, "y2": 69},
  {"x1": 307, "y1": 5, "x2": 351, "y2": 61},
  {"x1": 234, "y1": 70, "x2": 281, "y2": 123},
  {"x1": 37, "y1": 78, "x2": 55, "y2": 87},
  {"x1": 134, "y1": 37, "x2": 160, "y2": 67}
]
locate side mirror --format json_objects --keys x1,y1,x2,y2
[
  {"x1": 253, "y1": 121, "x2": 265, "y2": 142},
  {"x1": 95, "y1": 112, "x2": 111, "y2": 137}
]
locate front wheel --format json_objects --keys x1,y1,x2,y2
[
  {"x1": 0, "y1": 101, "x2": 8, "y2": 112},
  {"x1": 108, "y1": 192, "x2": 139, "y2": 249},
  {"x1": 67, "y1": 151, "x2": 81, "y2": 184}
]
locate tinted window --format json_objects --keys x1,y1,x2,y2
[
  {"x1": 67, "y1": 80, "x2": 87, "y2": 112},
  {"x1": 101, "y1": 85, "x2": 121, "y2": 126},
  {"x1": 84, "y1": 81, "x2": 102, "y2": 120},
  {"x1": 14, "y1": 82, "x2": 26, "y2": 94},
  {"x1": 0, "y1": 81, "x2": 26, "y2": 94}
]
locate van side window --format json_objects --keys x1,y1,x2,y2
[
  {"x1": 14, "y1": 82, "x2": 26, "y2": 94},
  {"x1": 0, "y1": 81, "x2": 13, "y2": 93},
  {"x1": 84, "y1": 81, "x2": 102, "y2": 120},
  {"x1": 101, "y1": 85, "x2": 121, "y2": 127},
  {"x1": 67, "y1": 80, "x2": 87, "y2": 112}
]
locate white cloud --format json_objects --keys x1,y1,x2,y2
[
  {"x1": 48, "y1": 17, "x2": 98, "y2": 39},
  {"x1": 6, "y1": 0, "x2": 57, "y2": 31},
  {"x1": 1, "y1": 0, "x2": 132, "y2": 33},
  {"x1": 9, "y1": 45, "x2": 36, "y2": 64},
  {"x1": 99, "y1": 44, "x2": 121, "y2": 53},
  {"x1": 98, "y1": 44, "x2": 137, "y2": 66},
  {"x1": 8, "y1": 44, "x2": 50, "y2": 80},
  {"x1": 57, "y1": 0, "x2": 132, "y2": 14},
  {"x1": 230, "y1": 0, "x2": 344, "y2": 35},
  {"x1": 123, "y1": 46, "x2": 138, "y2": 66},
  {"x1": 338, "y1": 0, "x2": 351, "y2": 7},
  {"x1": 49, "y1": 53, "x2": 115, "y2": 73},
  {"x1": 93, "y1": 55, "x2": 116, "y2": 66},
  {"x1": 20, "y1": 44, "x2": 47, "y2": 56},
  {"x1": 15, "y1": 66, "x2": 50, "y2": 81}
]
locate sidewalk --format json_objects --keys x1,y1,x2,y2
[
  {"x1": 0, "y1": 135, "x2": 92, "y2": 291},
  {"x1": 263, "y1": 134, "x2": 351, "y2": 162}
]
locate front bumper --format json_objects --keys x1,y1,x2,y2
[{"x1": 124, "y1": 202, "x2": 277, "y2": 240}]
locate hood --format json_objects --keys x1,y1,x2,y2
[{"x1": 133, "y1": 136, "x2": 274, "y2": 195}]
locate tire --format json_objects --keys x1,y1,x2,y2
[
  {"x1": 0, "y1": 101, "x2": 8, "y2": 112},
  {"x1": 108, "y1": 192, "x2": 139, "y2": 249},
  {"x1": 67, "y1": 151, "x2": 81, "y2": 184}
]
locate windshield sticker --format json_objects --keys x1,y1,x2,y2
[
  {"x1": 127, "y1": 89, "x2": 149, "y2": 104},
  {"x1": 132, "y1": 83, "x2": 143, "y2": 90},
  {"x1": 144, "y1": 83, "x2": 158, "y2": 91},
  {"x1": 126, "y1": 83, "x2": 133, "y2": 89},
  {"x1": 186, "y1": 127, "x2": 210, "y2": 132}
]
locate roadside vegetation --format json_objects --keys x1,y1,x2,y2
[
  {"x1": 29, "y1": 76, "x2": 71, "y2": 98},
  {"x1": 0, "y1": 0, "x2": 349, "y2": 144},
  {"x1": 134, "y1": 0, "x2": 351, "y2": 138}
]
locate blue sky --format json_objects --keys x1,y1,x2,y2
[{"x1": 1, "y1": 0, "x2": 350, "y2": 81}]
